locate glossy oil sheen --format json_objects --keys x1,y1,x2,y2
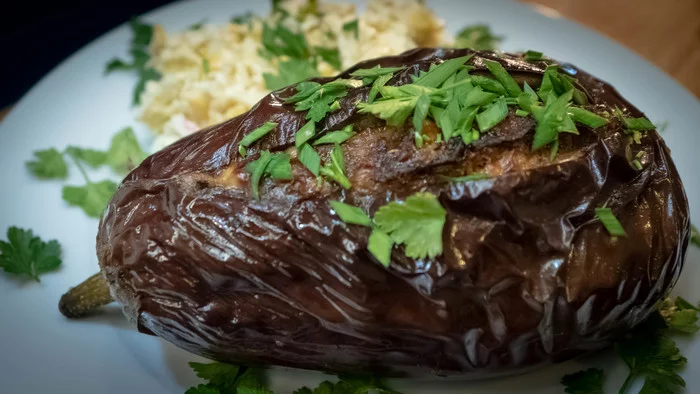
[{"x1": 97, "y1": 48, "x2": 690, "y2": 377}]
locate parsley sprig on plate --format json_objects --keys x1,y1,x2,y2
[
  {"x1": 0, "y1": 227, "x2": 62, "y2": 282},
  {"x1": 26, "y1": 127, "x2": 147, "y2": 218},
  {"x1": 185, "y1": 361, "x2": 395, "y2": 394},
  {"x1": 105, "y1": 18, "x2": 161, "y2": 105},
  {"x1": 562, "y1": 297, "x2": 700, "y2": 394}
]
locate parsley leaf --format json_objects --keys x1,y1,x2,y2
[
  {"x1": 476, "y1": 96, "x2": 508, "y2": 131},
  {"x1": 357, "y1": 96, "x2": 418, "y2": 126},
  {"x1": 298, "y1": 143, "x2": 321, "y2": 176},
  {"x1": 413, "y1": 55, "x2": 472, "y2": 88},
  {"x1": 105, "y1": 127, "x2": 148, "y2": 175},
  {"x1": 261, "y1": 23, "x2": 310, "y2": 59},
  {"x1": 454, "y1": 24, "x2": 502, "y2": 50},
  {"x1": 524, "y1": 50, "x2": 544, "y2": 62},
  {"x1": 234, "y1": 368, "x2": 272, "y2": 394},
  {"x1": 691, "y1": 225, "x2": 700, "y2": 248},
  {"x1": 329, "y1": 201, "x2": 372, "y2": 226},
  {"x1": 663, "y1": 297, "x2": 700, "y2": 334},
  {"x1": 350, "y1": 65, "x2": 403, "y2": 84},
  {"x1": 263, "y1": 58, "x2": 317, "y2": 90},
  {"x1": 595, "y1": 207, "x2": 626, "y2": 237},
  {"x1": 315, "y1": 47, "x2": 342, "y2": 70},
  {"x1": 313, "y1": 125, "x2": 354, "y2": 145},
  {"x1": 374, "y1": 193, "x2": 446, "y2": 260},
  {"x1": 368, "y1": 229, "x2": 393, "y2": 267},
  {"x1": 483, "y1": 59, "x2": 522, "y2": 97},
  {"x1": 239, "y1": 122, "x2": 277, "y2": 156},
  {"x1": 568, "y1": 107, "x2": 608, "y2": 129},
  {"x1": 26, "y1": 148, "x2": 69, "y2": 179},
  {"x1": 561, "y1": 368, "x2": 605, "y2": 394},
  {"x1": 62, "y1": 180, "x2": 119, "y2": 218},
  {"x1": 189, "y1": 362, "x2": 241, "y2": 389},
  {"x1": 614, "y1": 108, "x2": 656, "y2": 131},
  {"x1": 295, "y1": 121, "x2": 316, "y2": 147},
  {"x1": 65, "y1": 146, "x2": 108, "y2": 168},
  {"x1": 105, "y1": 18, "x2": 160, "y2": 105},
  {"x1": 185, "y1": 385, "x2": 220, "y2": 394},
  {"x1": 617, "y1": 313, "x2": 687, "y2": 394},
  {"x1": 246, "y1": 151, "x2": 292, "y2": 199},
  {"x1": 0, "y1": 227, "x2": 62, "y2": 282},
  {"x1": 368, "y1": 73, "x2": 394, "y2": 104},
  {"x1": 295, "y1": 376, "x2": 395, "y2": 394},
  {"x1": 342, "y1": 19, "x2": 359, "y2": 40},
  {"x1": 531, "y1": 90, "x2": 573, "y2": 150},
  {"x1": 319, "y1": 143, "x2": 351, "y2": 189}
]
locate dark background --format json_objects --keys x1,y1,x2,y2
[{"x1": 0, "y1": 0, "x2": 173, "y2": 109}]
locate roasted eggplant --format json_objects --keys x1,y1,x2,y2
[{"x1": 60, "y1": 48, "x2": 690, "y2": 377}]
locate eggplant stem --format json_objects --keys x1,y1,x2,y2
[{"x1": 58, "y1": 272, "x2": 113, "y2": 318}]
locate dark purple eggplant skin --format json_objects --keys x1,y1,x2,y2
[{"x1": 96, "y1": 48, "x2": 690, "y2": 377}]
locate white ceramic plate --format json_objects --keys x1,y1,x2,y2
[{"x1": 1, "y1": 0, "x2": 699, "y2": 393}]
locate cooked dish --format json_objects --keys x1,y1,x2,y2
[{"x1": 60, "y1": 48, "x2": 689, "y2": 377}]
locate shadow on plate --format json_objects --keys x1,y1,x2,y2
[{"x1": 68, "y1": 303, "x2": 134, "y2": 330}]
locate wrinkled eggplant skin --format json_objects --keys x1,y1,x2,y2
[{"x1": 97, "y1": 48, "x2": 690, "y2": 377}]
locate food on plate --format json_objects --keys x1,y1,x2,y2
[
  {"x1": 133, "y1": 0, "x2": 489, "y2": 149},
  {"x1": 60, "y1": 48, "x2": 689, "y2": 377}
]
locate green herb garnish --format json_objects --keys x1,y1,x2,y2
[
  {"x1": 342, "y1": 19, "x2": 359, "y2": 40},
  {"x1": 374, "y1": 193, "x2": 446, "y2": 260},
  {"x1": 351, "y1": 65, "x2": 403, "y2": 85},
  {"x1": 313, "y1": 125, "x2": 354, "y2": 145},
  {"x1": 524, "y1": 50, "x2": 544, "y2": 62},
  {"x1": 263, "y1": 58, "x2": 317, "y2": 90},
  {"x1": 595, "y1": 207, "x2": 626, "y2": 237},
  {"x1": 568, "y1": 107, "x2": 608, "y2": 128},
  {"x1": 62, "y1": 180, "x2": 119, "y2": 218},
  {"x1": 26, "y1": 148, "x2": 69, "y2": 179},
  {"x1": 319, "y1": 143, "x2": 351, "y2": 189},
  {"x1": 561, "y1": 368, "x2": 604, "y2": 394},
  {"x1": 0, "y1": 227, "x2": 62, "y2": 282},
  {"x1": 483, "y1": 59, "x2": 522, "y2": 97},
  {"x1": 297, "y1": 143, "x2": 321, "y2": 176},
  {"x1": 329, "y1": 201, "x2": 372, "y2": 226},
  {"x1": 246, "y1": 151, "x2": 292, "y2": 199},
  {"x1": 691, "y1": 225, "x2": 700, "y2": 248},
  {"x1": 315, "y1": 47, "x2": 342, "y2": 70},
  {"x1": 295, "y1": 121, "x2": 316, "y2": 147},
  {"x1": 614, "y1": 108, "x2": 656, "y2": 131},
  {"x1": 476, "y1": 96, "x2": 508, "y2": 131},
  {"x1": 238, "y1": 122, "x2": 277, "y2": 156},
  {"x1": 105, "y1": 18, "x2": 160, "y2": 105},
  {"x1": 454, "y1": 24, "x2": 502, "y2": 50}
]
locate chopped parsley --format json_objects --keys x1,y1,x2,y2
[
  {"x1": 483, "y1": 59, "x2": 522, "y2": 97},
  {"x1": 523, "y1": 50, "x2": 544, "y2": 62},
  {"x1": 238, "y1": 122, "x2": 277, "y2": 157},
  {"x1": 286, "y1": 79, "x2": 360, "y2": 122},
  {"x1": 350, "y1": 65, "x2": 403, "y2": 85},
  {"x1": 105, "y1": 18, "x2": 160, "y2": 105},
  {"x1": 263, "y1": 58, "x2": 317, "y2": 90},
  {"x1": 295, "y1": 121, "x2": 316, "y2": 147},
  {"x1": 315, "y1": 47, "x2": 342, "y2": 70},
  {"x1": 595, "y1": 207, "x2": 626, "y2": 237},
  {"x1": 342, "y1": 19, "x2": 359, "y2": 40},
  {"x1": 313, "y1": 125, "x2": 354, "y2": 145},
  {"x1": 319, "y1": 143, "x2": 351, "y2": 189},
  {"x1": 330, "y1": 193, "x2": 446, "y2": 265},
  {"x1": 0, "y1": 227, "x2": 62, "y2": 282},
  {"x1": 475, "y1": 96, "x2": 508, "y2": 131},
  {"x1": 298, "y1": 143, "x2": 321, "y2": 176},
  {"x1": 374, "y1": 193, "x2": 446, "y2": 260},
  {"x1": 245, "y1": 151, "x2": 292, "y2": 199},
  {"x1": 561, "y1": 368, "x2": 604, "y2": 394},
  {"x1": 614, "y1": 107, "x2": 656, "y2": 131},
  {"x1": 454, "y1": 24, "x2": 502, "y2": 50},
  {"x1": 329, "y1": 201, "x2": 372, "y2": 226}
]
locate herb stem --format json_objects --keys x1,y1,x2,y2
[
  {"x1": 70, "y1": 154, "x2": 91, "y2": 183},
  {"x1": 618, "y1": 373, "x2": 635, "y2": 394}
]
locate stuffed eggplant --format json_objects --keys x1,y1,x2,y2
[{"x1": 60, "y1": 48, "x2": 690, "y2": 377}]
